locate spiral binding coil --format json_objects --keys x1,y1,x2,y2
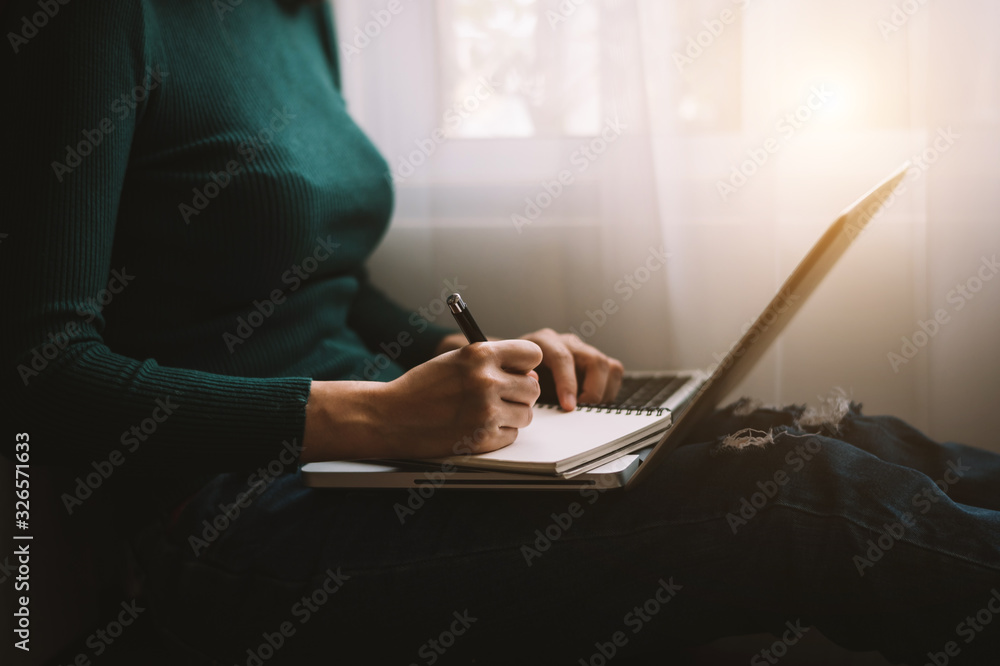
[{"x1": 536, "y1": 403, "x2": 666, "y2": 417}]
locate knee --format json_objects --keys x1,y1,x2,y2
[{"x1": 711, "y1": 429, "x2": 857, "y2": 514}]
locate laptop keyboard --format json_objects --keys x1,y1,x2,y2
[
  {"x1": 539, "y1": 374, "x2": 688, "y2": 411},
  {"x1": 603, "y1": 374, "x2": 688, "y2": 410}
]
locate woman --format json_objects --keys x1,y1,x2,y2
[{"x1": 3, "y1": 2, "x2": 998, "y2": 664}]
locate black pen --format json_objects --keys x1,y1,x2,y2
[{"x1": 446, "y1": 293, "x2": 488, "y2": 343}]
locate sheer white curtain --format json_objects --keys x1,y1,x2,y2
[{"x1": 334, "y1": 0, "x2": 1000, "y2": 452}]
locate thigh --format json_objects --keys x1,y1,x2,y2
[
  {"x1": 148, "y1": 407, "x2": 1000, "y2": 665},
  {"x1": 684, "y1": 400, "x2": 1000, "y2": 511}
]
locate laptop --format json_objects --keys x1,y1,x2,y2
[{"x1": 303, "y1": 164, "x2": 910, "y2": 491}]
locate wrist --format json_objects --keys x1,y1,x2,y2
[{"x1": 301, "y1": 380, "x2": 388, "y2": 463}]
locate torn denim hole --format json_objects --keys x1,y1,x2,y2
[
  {"x1": 719, "y1": 428, "x2": 775, "y2": 451},
  {"x1": 728, "y1": 389, "x2": 854, "y2": 433},
  {"x1": 795, "y1": 388, "x2": 852, "y2": 434}
]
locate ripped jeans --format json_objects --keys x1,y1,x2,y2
[{"x1": 142, "y1": 402, "x2": 1000, "y2": 665}]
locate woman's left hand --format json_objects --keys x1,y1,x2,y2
[{"x1": 435, "y1": 329, "x2": 624, "y2": 411}]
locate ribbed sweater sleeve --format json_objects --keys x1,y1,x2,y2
[{"x1": 0, "y1": 2, "x2": 310, "y2": 471}]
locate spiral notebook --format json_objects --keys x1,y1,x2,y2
[{"x1": 429, "y1": 372, "x2": 699, "y2": 477}]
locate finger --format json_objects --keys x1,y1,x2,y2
[
  {"x1": 498, "y1": 401, "x2": 534, "y2": 430},
  {"x1": 564, "y1": 336, "x2": 610, "y2": 404},
  {"x1": 500, "y1": 372, "x2": 541, "y2": 407},
  {"x1": 603, "y1": 358, "x2": 625, "y2": 403},
  {"x1": 477, "y1": 425, "x2": 519, "y2": 453},
  {"x1": 532, "y1": 330, "x2": 577, "y2": 411},
  {"x1": 487, "y1": 340, "x2": 544, "y2": 374},
  {"x1": 473, "y1": 401, "x2": 533, "y2": 454},
  {"x1": 579, "y1": 355, "x2": 609, "y2": 404}
]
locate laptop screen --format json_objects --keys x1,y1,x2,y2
[{"x1": 628, "y1": 163, "x2": 911, "y2": 488}]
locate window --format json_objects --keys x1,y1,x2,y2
[{"x1": 436, "y1": 0, "x2": 602, "y2": 138}]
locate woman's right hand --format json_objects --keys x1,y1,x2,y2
[{"x1": 301, "y1": 340, "x2": 543, "y2": 463}]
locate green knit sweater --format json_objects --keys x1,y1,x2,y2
[{"x1": 1, "y1": 0, "x2": 452, "y2": 506}]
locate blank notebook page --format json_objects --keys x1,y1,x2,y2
[{"x1": 438, "y1": 405, "x2": 669, "y2": 473}]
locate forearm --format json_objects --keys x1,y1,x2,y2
[{"x1": 3, "y1": 342, "x2": 311, "y2": 471}]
